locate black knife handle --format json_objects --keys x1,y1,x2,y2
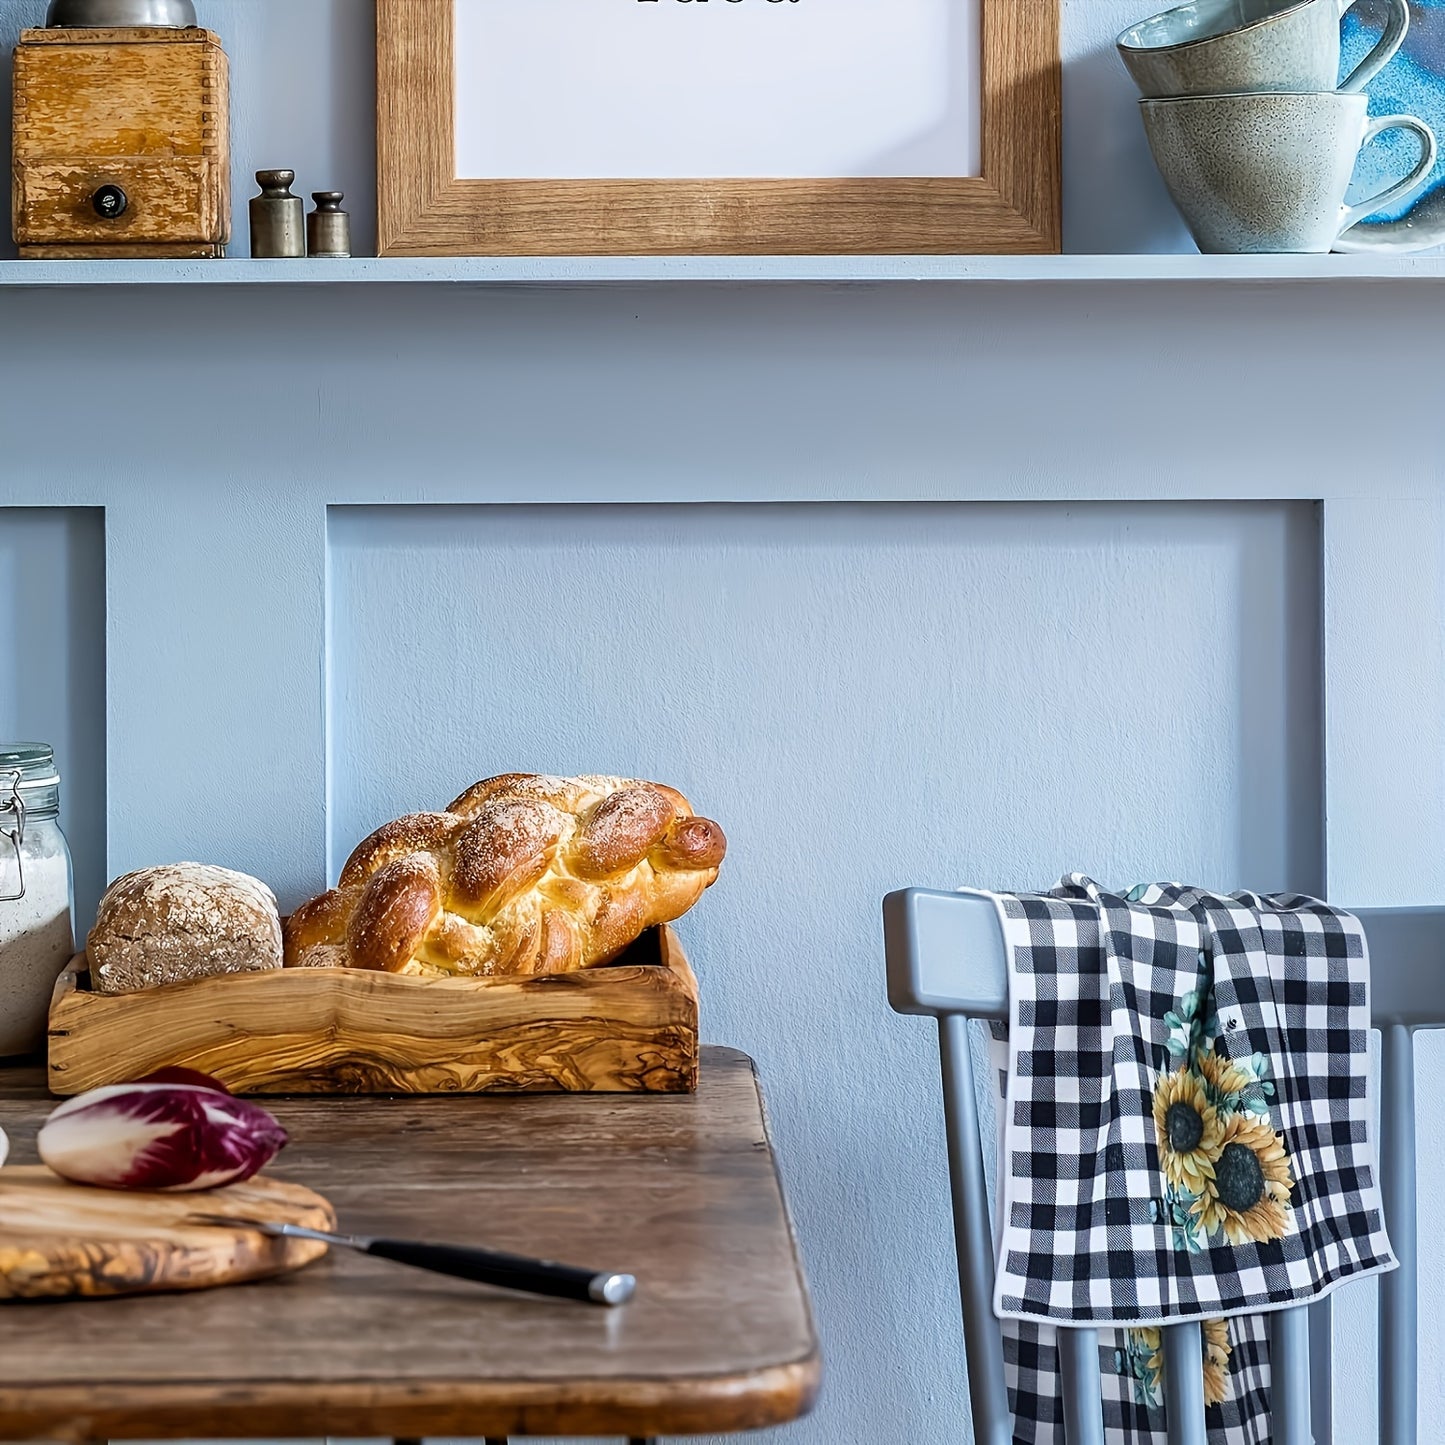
[{"x1": 363, "y1": 1238, "x2": 632, "y2": 1306}]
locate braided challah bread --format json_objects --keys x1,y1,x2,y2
[{"x1": 284, "y1": 774, "x2": 726, "y2": 977}]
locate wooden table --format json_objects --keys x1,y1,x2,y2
[{"x1": 0, "y1": 1047, "x2": 819, "y2": 1442}]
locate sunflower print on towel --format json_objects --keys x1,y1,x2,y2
[
  {"x1": 1118, "y1": 1317, "x2": 1234, "y2": 1410},
  {"x1": 1150, "y1": 971, "x2": 1295, "y2": 1256}
]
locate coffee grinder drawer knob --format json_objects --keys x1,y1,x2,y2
[{"x1": 91, "y1": 184, "x2": 128, "y2": 220}]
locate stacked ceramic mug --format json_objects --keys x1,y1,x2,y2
[{"x1": 1118, "y1": 0, "x2": 1437, "y2": 253}]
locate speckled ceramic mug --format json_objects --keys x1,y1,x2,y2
[
  {"x1": 1119, "y1": 0, "x2": 1409, "y2": 98},
  {"x1": 1141, "y1": 89, "x2": 1437, "y2": 253}
]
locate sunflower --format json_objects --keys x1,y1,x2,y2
[
  {"x1": 1152, "y1": 1069, "x2": 1223, "y2": 1195},
  {"x1": 1126, "y1": 1319, "x2": 1232, "y2": 1408},
  {"x1": 1202, "y1": 1317, "x2": 1232, "y2": 1407},
  {"x1": 1128, "y1": 1326, "x2": 1164, "y2": 1403},
  {"x1": 1193, "y1": 1112, "x2": 1294, "y2": 1245},
  {"x1": 1195, "y1": 1049, "x2": 1252, "y2": 1111}
]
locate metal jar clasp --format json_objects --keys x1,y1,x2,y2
[{"x1": 0, "y1": 771, "x2": 26, "y2": 903}]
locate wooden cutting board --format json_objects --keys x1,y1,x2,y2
[{"x1": 0, "y1": 1165, "x2": 335, "y2": 1301}]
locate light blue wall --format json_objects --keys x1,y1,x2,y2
[
  {"x1": 327, "y1": 500, "x2": 1324, "y2": 902},
  {"x1": 1, "y1": 4, "x2": 1443, "y2": 1445},
  {"x1": 0, "y1": 509, "x2": 104, "y2": 924}
]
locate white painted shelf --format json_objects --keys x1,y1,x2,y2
[{"x1": 0, "y1": 254, "x2": 1443, "y2": 287}]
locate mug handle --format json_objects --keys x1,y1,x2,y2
[
  {"x1": 1337, "y1": 115, "x2": 1439, "y2": 239},
  {"x1": 1338, "y1": 0, "x2": 1409, "y2": 94}
]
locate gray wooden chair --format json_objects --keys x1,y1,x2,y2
[{"x1": 883, "y1": 888, "x2": 1441, "y2": 1445}]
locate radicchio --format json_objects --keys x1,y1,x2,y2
[{"x1": 38, "y1": 1074, "x2": 287, "y2": 1192}]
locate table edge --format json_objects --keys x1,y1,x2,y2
[{"x1": 0, "y1": 1350, "x2": 823, "y2": 1438}]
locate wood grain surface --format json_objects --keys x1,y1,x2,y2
[
  {"x1": 0, "y1": 1048, "x2": 818, "y2": 1440},
  {"x1": 16, "y1": 242, "x2": 226, "y2": 259},
  {"x1": 49, "y1": 926, "x2": 699, "y2": 1096},
  {"x1": 376, "y1": 0, "x2": 1059, "y2": 257},
  {"x1": 12, "y1": 27, "x2": 230, "y2": 250},
  {"x1": 0, "y1": 1167, "x2": 333, "y2": 1301}
]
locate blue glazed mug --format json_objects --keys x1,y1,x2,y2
[{"x1": 1118, "y1": 0, "x2": 1410, "y2": 98}]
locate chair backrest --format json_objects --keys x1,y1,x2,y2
[{"x1": 883, "y1": 888, "x2": 1445, "y2": 1445}]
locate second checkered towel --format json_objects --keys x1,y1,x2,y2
[{"x1": 976, "y1": 876, "x2": 1394, "y2": 1443}]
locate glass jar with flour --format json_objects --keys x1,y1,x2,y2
[{"x1": 0, "y1": 744, "x2": 74, "y2": 1058}]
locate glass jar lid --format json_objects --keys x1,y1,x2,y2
[
  {"x1": 0, "y1": 745, "x2": 60, "y2": 903},
  {"x1": 0, "y1": 744, "x2": 59, "y2": 790}
]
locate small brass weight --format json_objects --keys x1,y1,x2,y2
[
  {"x1": 249, "y1": 169, "x2": 304, "y2": 258},
  {"x1": 307, "y1": 192, "x2": 351, "y2": 258}
]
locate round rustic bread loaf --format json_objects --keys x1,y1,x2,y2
[{"x1": 87, "y1": 864, "x2": 283, "y2": 994}]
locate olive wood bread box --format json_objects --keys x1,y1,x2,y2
[
  {"x1": 12, "y1": 26, "x2": 230, "y2": 259},
  {"x1": 48, "y1": 926, "x2": 700, "y2": 1096}
]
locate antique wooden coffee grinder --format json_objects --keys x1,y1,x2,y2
[{"x1": 12, "y1": 0, "x2": 230, "y2": 258}]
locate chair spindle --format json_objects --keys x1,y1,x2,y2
[
  {"x1": 1379, "y1": 1023, "x2": 1417, "y2": 1445},
  {"x1": 937, "y1": 1012, "x2": 1013, "y2": 1445},
  {"x1": 1270, "y1": 1305, "x2": 1313, "y2": 1445},
  {"x1": 1058, "y1": 1326, "x2": 1106, "y2": 1445},
  {"x1": 1161, "y1": 1321, "x2": 1207, "y2": 1445}
]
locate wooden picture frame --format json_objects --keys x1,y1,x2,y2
[{"x1": 376, "y1": 0, "x2": 1060, "y2": 257}]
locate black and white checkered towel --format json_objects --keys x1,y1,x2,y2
[{"x1": 974, "y1": 876, "x2": 1394, "y2": 1443}]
